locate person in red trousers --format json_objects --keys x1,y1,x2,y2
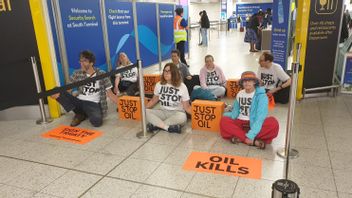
[{"x1": 220, "y1": 71, "x2": 279, "y2": 149}]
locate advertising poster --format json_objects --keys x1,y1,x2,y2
[
  {"x1": 236, "y1": 3, "x2": 272, "y2": 21},
  {"x1": 136, "y1": 2, "x2": 159, "y2": 67},
  {"x1": 303, "y1": 0, "x2": 343, "y2": 89},
  {"x1": 105, "y1": 0, "x2": 136, "y2": 69},
  {"x1": 271, "y1": 0, "x2": 291, "y2": 70},
  {"x1": 159, "y1": 4, "x2": 175, "y2": 61},
  {"x1": 47, "y1": 0, "x2": 65, "y2": 85},
  {"x1": 59, "y1": 0, "x2": 107, "y2": 73},
  {"x1": 342, "y1": 54, "x2": 352, "y2": 94}
]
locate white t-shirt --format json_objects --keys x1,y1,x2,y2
[
  {"x1": 237, "y1": 89, "x2": 255, "y2": 121},
  {"x1": 257, "y1": 62, "x2": 290, "y2": 90},
  {"x1": 154, "y1": 82, "x2": 190, "y2": 111},
  {"x1": 77, "y1": 73, "x2": 112, "y2": 103},
  {"x1": 206, "y1": 70, "x2": 222, "y2": 86},
  {"x1": 116, "y1": 66, "x2": 138, "y2": 83}
]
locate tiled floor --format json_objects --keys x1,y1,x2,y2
[{"x1": 1, "y1": 30, "x2": 352, "y2": 198}]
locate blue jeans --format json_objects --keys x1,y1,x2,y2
[
  {"x1": 201, "y1": 28, "x2": 208, "y2": 46},
  {"x1": 56, "y1": 92, "x2": 103, "y2": 127}
]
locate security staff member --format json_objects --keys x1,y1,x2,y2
[{"x1": 174, "y1": 7, "x2": 188, "y2": 66}]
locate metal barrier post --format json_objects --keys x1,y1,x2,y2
[
  {"x1": 30, "y1": 56, "x2": 53, "y2": 125},
  {"x1": 277, "y1": 43, "x2": 302, "y2": 179},
  {"x1": 136, "y1": 60, "x2": 152, "y2": 138}
]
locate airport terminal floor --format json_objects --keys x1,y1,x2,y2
[{"x1": 1, "y1": 30, "x2": 352, "y2": 198}]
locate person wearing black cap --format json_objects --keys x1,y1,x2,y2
[
  {"x1": 174, "y1": 7, "x2": 188, "y2": 66},
  {"x1": 220, "y1": 71, "x2": 279, "y2": 149}
]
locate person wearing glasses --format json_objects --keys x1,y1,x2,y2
[
  {"x1": 50, "y1": 50, "x2": 118, "y2": 127},
  {"x1": 114, "y1": 52, "x2": 139, "y2": 96},
  {"x1": 145, "y1": 63, "x2": 192, "y2": 134},
  {"x1": 257, "y1": 52, "x2": 291, "y2": 104}
]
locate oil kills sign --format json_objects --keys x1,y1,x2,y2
[{"x1": 183, "y1": 152, "x2": 262, "y2": 179}]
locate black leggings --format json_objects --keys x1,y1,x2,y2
[{"x1": 176, "y1": 41, "x2": 187, "y2": 65}]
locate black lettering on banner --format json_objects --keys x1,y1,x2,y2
[
  {"x1": 119, "y1": 99, "x2": 138, "y2": 119},
  {"x1": 193, "y1": 105, "x2": 217, "y2": 128},
  {"x1": 210, "y1": 156, "x2": 222, "y2": 162},
  {"x1": 261, "y1": 73, "x2": 275, "y2": 86},
  {"x1": 196, "y1": 161, "x2": 208, "y2": 169},
  {"x1": 238, "y1": 167, "x2": 249, "y2": 175},
  {"x1": 193, "y1": 155, "x2": 251, "y2": 175},
  {"x1": 230, "y1": 81, "x2": 241, "y2": 97}
]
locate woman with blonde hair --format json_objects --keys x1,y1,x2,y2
[{"x1": 114, "y1": 52, "x2": 139, "y2": 96}]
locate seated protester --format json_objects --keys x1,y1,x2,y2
[
  {"x1": 219, "y1": 71, "x2": 279, "y2": 149},
  {"x1": 114, "y1": 52, "x2": 139, "y2": 96},
  {"x1": 257, "y1": 52, "x2": 291, "y2": 104},
  {"x1": 50, "y1": 50, "x2": 118, "y2": 127},
  {"x1": 146, "y1": 63, "x2": 192, "y2": 133},
  {"x1": 171, "y1": 49, "x2": 200, "y2": 96},
  {"x1": 194, "y1": 54, "x2": 226, "y2": 98}
]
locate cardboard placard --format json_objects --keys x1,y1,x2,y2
[
  {"x1": 183, "y1": 152, "x2": 262, "y2": 179},
  {"x1": 118, "y1": 96, "x2": 150, "y2": 121},
  {"x1": 267, "y1": 93, "x2": 275, "y2": 110},
  {"x1": 42, "y1": 125, "x2": 102, "y2": 144},
  {"x1": 191, "y1": 100, "x2": 225, "y2": 132},
  {"x1": 226, "y1": 79, "x2": 242, "y2": 98},
  {"x1": 144, "y1": 74, "x2": 160, "y2": 94}
]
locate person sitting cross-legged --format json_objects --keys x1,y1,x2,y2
[
  {"x1": 145, "y1": 63, "x2": 192, "y2": 134},
  {"x1": 219, "y1": 71, "x2": 279, "y2": 149}
]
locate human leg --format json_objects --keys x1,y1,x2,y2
[
  {"x1": 254, "y1": 116, "x2": 279, "y2": 144},
  {"x1": 82, "y1": 101, "x2": 103, "y2": 127},
  {"x1": 220, "y1": 117, "x2": 248, "y2": 142}
]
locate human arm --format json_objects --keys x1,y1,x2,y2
[
  {"x1": 268, "y1": 78, "x2": 291, "y2": 94},
  {"x1": 106, "y1": 89, "x2": 118, "y2": 104},
  {"x1": 245, "y1": 94, "x2": 268, "y2": 140},
  {"x1": 146, "y1": 95, "x2": 159, "y2": 109},
  {"x1": 199, "y1": 68, "x2": 208, "y2": 88},
  {"x1": 223, "y1": 99, "x2": 240, "y2": 119},
  {"x1": 182, "y1": 100, "x2": 192, "y2": 114},
  {"x1": 114, "y1": 75, "x2": 121, "y2": 94}
]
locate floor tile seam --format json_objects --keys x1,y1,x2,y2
[
  {"x1": 77, "y1": 131, "x2": 159, "y2": 197},
  {"x1": 19, "y1": 136, "x2": 113, "y2": 155},
  {"x1": 0, "y1": 182, "x2": 40, "y2": 195},
  {"x1": 106, "y1": 175, "x2": 217, "y2": 198},
  {"x1": 342, "y1": 97, "x2": 352, "y2": 117},
  {"x1": 318, "y1": 105, "x2": 340, "y2": 193},
  {"x1": 0, "y1": 154, "x2": 99, "y2": 174}
]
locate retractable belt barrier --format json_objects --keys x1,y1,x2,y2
[{"x1": 37, "y1": 64, "x2": 136, "y2": 99}]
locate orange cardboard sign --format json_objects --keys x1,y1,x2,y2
[
  {"x1": 226, "y1": 79, "x2": 242, "y2": 98},
  {"x1": 191, "y1": 100, "x2": 225, "y2": 132},
  {"x1": 118, "y1": 96, "x2": 150, "y2": 121},
  {"x1": 144, "y1": 74, "x2": 161, "y2": 94},
  {"x1": 42, "y1": 125, "x2": 102, "y2": 144},
  {"x1": 183, "y1": 152, "x2": 262, "y2": 179},
  {"x1": 267, "y1": 93, "x2": 275, "y2": 110}
]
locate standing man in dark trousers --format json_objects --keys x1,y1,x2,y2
[{"x1": 174, "y1": 7, "x2": 188, "y2": 66}]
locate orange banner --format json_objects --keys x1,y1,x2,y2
[
  {"x1": 183, "y1": 152, "x2": 262, "y2": 179},
  {"x1": 42, "y1": 125, "x2": 102, "y2": 144}
]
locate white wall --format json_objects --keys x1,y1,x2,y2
[{"x1": 190, "y1": 2, "x2": 221, "y2": 23}]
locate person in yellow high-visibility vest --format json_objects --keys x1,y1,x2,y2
[{"x1": 174, "y1": 7, "x2": 188, "y2": 66}]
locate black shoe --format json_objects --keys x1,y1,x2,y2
[
  {"x1": 168, "y1": 125, "x2": 181, "y2": 133},
  {"x1": 147, "y1": 123, "x2": 159, "y2": 133},
  {"x1": 70, "y1": 114, "x2": 86, "y2": 127}
]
